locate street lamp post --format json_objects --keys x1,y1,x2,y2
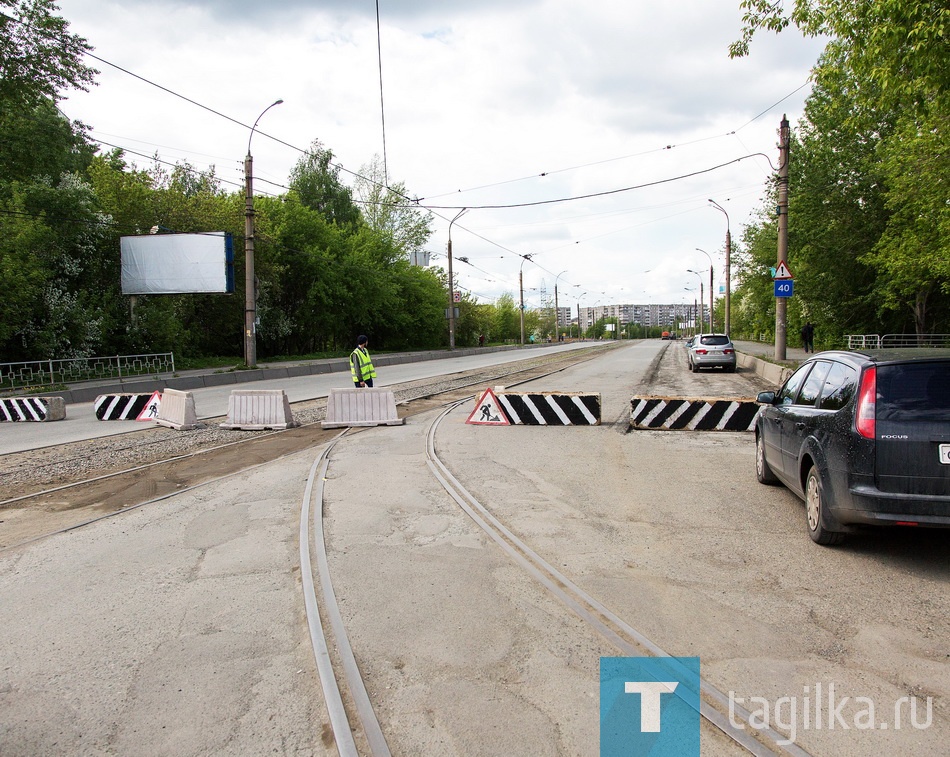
[
  {"x1": 244, "y1": 98, "x2": 283, "y2": 368},
  {"x1": 554, "y1": 270, "x2": 568, "y2": 339},
  {"x1": 687, "y1": 270, "x2": 704, "y2": 333},
  {"x1": 447, "y1": 208, "x2": 468, "y2": 350},
  {"x1": 695, "y1": 247, "x2": 715, "y2": 332},
  {"x1": 708, "y1": 199, "x2": 731, "y2": 337},
  {"x1": 519, "y1": 254, "x2": 532, "y2": 345},
  {"x1": 576, "y1": 293, "x2": 586, "y2": 340}
]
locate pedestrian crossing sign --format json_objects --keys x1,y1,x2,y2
[
  {"x1": 137, "y1": 391, "x2": 163, "y2": 421},
  {"x1": 466, "y1": 388, "x2": 510, "y2": 426}
]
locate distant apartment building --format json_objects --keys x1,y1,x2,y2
[{"x1": 577, "y1": 303, "x2": 707, "y2": 331}]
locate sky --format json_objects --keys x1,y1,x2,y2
[{"x1": 53, "y1": 0, "x2": 827, "y2": 313}]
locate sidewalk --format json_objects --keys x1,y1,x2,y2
[
  {"x1": 732, "y1": 339, "x2": 809, "y2": 366},
  {"x1": 23, "y1": 343, "x2": 550, "y2": 405}
]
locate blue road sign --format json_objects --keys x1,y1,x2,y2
[{"x1": 774, "y1": 279, "x2": 794, "y2": 298}]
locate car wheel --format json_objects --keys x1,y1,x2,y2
[
  {"x1": 805, "y1": 465, "x2": 845, "y2": 545},
  {"x1": 755, "y1": 433, "x2": 779, "y2": 485},
  {"x1": 691, "y1": 359, "x2": 699, "y2": 373}
]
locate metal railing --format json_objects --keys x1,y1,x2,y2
[
  {"x1": 0, "y1": 353, "x2": 175, "y2": 393},
  {"x1": 846, "y1": 334, "x2": 950, "y2": 350}
]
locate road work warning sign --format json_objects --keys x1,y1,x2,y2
[
  {"x1": 136, "y1": 391, "x2": 162, "y2": 421},
  {"x1": 466, "y1": 388, "x2": 510, "y2": 425}
]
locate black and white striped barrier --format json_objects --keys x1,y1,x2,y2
[
  {"x1": 469, "y1": 389, "x2": 601, "y2": 426},
  {"x1": 630, "y1": 395, "x2": 762, "y2": 431},
  {"x1": 0, "y1": 396, "x2": 66, "y2": 422},
  {"x1": 94, "y1": 393, "x2": 160, "y2": 421}
]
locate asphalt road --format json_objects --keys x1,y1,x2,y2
[
  {"x1": 1, "y1": 341, "x2": 946, "y2": 756},
  {"x1": 0, "y1": 341, "x2": 608, "y2": 455}
]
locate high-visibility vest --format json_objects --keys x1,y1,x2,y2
[{"x1": 350, "y1": 347, "x2": 376, "y2": 383}]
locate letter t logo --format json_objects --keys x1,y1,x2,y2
[{"x1": 625, "y1": 681, "x2": 679, "y2": 732}]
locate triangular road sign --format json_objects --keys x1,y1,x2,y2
[
  {"x1": 774, "y1": 260, "x2": 794, "y2": 279},
  {"x1": 137, "y1": 391, "x2": 163, "y2": 421},
  {"x1": 466, "y1": 388, "x2": 510, "y2": 426}
]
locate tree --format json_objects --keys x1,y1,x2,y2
[
  {"x1": 354, "y1": 155, "x2": 434, "y2": 262},
  {"x1": 289, "y1": 141, "x2": 361, "y2": 229},
  {"x1": 492, "y1": 293, "x2": 520, "y2": 342},
  {"x1": 731, "y1": 1, "x2": 949, "y2": 96},
  {"x1": 0, "y1": 0, "x2": 97, "y2": 109},
  {"x1": 731, "y1": 0, "x2": 950, "y2": 338}
]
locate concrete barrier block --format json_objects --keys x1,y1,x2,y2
[
  {"x1": 322, "y1": 388, "x2": 405, "y2": 428},
  {"x1": 630, "y1": 395, "x2": 762, "y2": 431},
  {"x1": 0, "y1": 396, "x2": 66, "y2": 422},
  {"x1": 219, "y1": 389, "x2": 298, "y2": 430},
  {"x1": 155, "y1": 388, "x2": 199, "y2": 430}
]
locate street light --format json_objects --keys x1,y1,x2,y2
[
  {"x1": 447, "y1": 208, "x2": 468, "y2": 350},
  {"x1": 554, "y1": 270, "x2": 568, "y2": 340},
  {"x1": 244, "y1": 98, "x2": 283, "y2": 368},
  {"x1": 708, "y1": 199, "x2": 731, "y2": 337},
  {"x1": 519, "y1": 254, "x2": 533, "y2": 345},
  {"x1": 695, "y1": 247, "x2": 715, "y2": 332},
  {"x1": 683, "y1": 287, "x2": 698, "y2": 336},
  {"x1": 576, "y1": 291, "x2": 587, "y2": 339},
  {"x1": 687, "y1": 270, "x2": 704, "y2": 333}
]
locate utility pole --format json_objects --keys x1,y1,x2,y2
[
  {"x1": 775, "y1": 114, "x2": 790, "y2": 361},
  {"x1": 708, "y1": 200, "x2": 731, "y2": 336},
  {"x1": 447, "y1": 208, "x2": 467, "y2": 350},
  {"x1": 244, "y1": 99, "x2": 283, "y2": 368}
]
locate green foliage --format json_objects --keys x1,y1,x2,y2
[
  {"x1": 731, "y1": 0, "x2": 950, "y2": 341},
  {"x1": 354, "y1": 155, "x2": 434, "y2": 261},
  {"x1": 289, "y1": 141, "x2": 361, "y2": 229},
  {"x1": 0, "y1": 0, "x2": 97, "y2": 108}
]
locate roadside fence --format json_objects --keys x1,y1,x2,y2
[
  {"x1": 0, "y1": 353, "x2": 175, "y2": 393},
  {"x1": 845, "y1": 335, "x2": 950, "y2": 350}
]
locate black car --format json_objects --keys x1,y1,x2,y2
[{"x1": 754, "y1": 349, "x2": 950, "y2": 545}]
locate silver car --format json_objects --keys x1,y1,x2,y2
[{"x1": 688, "y1": 333, "x2": 737, "y2": 372}]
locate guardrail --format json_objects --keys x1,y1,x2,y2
[
  {"x1": 0, "y1": 353, "x2": 175, "y2": 392},
  {"x1": 846, "y1": 334, "x2": 950, "y2": 349}
]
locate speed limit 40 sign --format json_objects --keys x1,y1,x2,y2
[{"x1": 774, "y1": 279, "x2": 794, "y2": 297}]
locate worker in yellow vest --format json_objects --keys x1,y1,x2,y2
[{"x1": 350, "y1": 335, "x2": 377, "y2": 388}]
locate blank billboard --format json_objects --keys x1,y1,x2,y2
[{"x1": 121, "y1": 232, "x2": 234, "y2": 294}]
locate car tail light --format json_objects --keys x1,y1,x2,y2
[
  {"x1": 855, "y1": 366, "x2": 877, "y2": 439},
  {"x1": 695, "y1": 349, "x2": 708, "y2": 355},
  {"x1": 724, "y1": 349, "x2": 734, "y2": 354}
]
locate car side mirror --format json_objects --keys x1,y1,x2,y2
[{"x1": 756, "y1": 391, "x2": 776, "y2": 405}]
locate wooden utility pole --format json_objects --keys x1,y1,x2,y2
[{"x1": 775, "y1": 115, "x2": 790, "y2": 361}]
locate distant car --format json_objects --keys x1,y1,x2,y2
[
  {"x1": 754, "y1": 349, "x2": 950, "y2": 545},
  {"x1": 687, "y1": 334, "x2": 736, "y2": 372}
]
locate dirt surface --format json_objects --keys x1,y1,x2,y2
[
  {"x1": 0, "y1": 346, "x2": 618, "y2": 549},
  {"x1": 1, "y1": 341, "x2": 946, "y2": 757}
]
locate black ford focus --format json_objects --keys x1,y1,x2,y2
[{"x1": 754, "y1": 349, "x2": 950, "y2": 545}]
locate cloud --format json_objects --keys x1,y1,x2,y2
[{"x1": 54, "y1": 0, "x2": 826, "y2": 305}]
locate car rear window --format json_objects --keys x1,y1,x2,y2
[
  {"x1": 877, "y1": 361, "x2": 950, "y2": 421},
  {"x1": 699, "y1": 335, "x2": 730, "y2": 346}
]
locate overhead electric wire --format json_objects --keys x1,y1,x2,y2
[{"x1": 414, "y1": 153, "x2": 773, "y2": 212}]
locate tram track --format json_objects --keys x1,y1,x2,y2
[
  {"x1": 0, "y1": 347, "x2": 611, "y2": 551},
  {"x1": 301, "y1": 357, "x2": 814, "y2": 756}
]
